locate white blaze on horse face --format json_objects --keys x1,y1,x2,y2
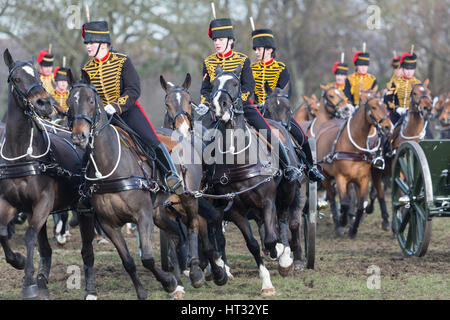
[
  {"x1": 176, "y1": 92, "x2": 181, "y2": 106},
  {"x1": 178, "y1": 119, "x2": 190, "y2": 138},
  {"x1": 213, "y1": 74, "x2": 234, "y2": 117},
  {"x1": 74, "y1": 91, "x2": 80, "y2": 106},
  {"x1": 22, "y1": 66, "x2": 35, "y2": 77}
]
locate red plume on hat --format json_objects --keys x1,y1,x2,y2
[
  {"x1": 353, "y1": 51, "x2": 362, "y2": 64},
  {"x1": 81, "y1": 24, "x2": 85, "y2": 39},
  {"x1": 399, "y1": 52, "x2": 412, "y2": 66},
  {"x1": 208, "y1": 22, "x2": 212, "y2": 39},
  {"x1": 332, "y1": 61, "x2": 340, "y2": 74},
  {"x1": 53, "y1": 66, "x2": 60, "y2": 79},
  {"x1": 37, "y1": 50, "x2": 50, "y2": 63}
]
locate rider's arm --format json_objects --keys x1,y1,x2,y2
[
  {"x1": 200, "y1": 61, "x2": 212, "y2": 108},
  {"x1": 240, "y1": 58, "x2": 255, "y2": 106},
  {"x1": 277, "y1": 65, "x2": 292, "y2": 99},
  {"x1": 343, "y1": 78, "x2": 353, "y2": 105},
  {"x1": 109, "y1": 57, "x2": 141, "y2": 114}
]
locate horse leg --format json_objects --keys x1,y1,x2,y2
[
  {"x1": 0, "y1": 200, "x2": 24, "y2": 270},
  {"x1": 77, "y1": 212, "x2": 98, "y2": 300},
  {"x1": 23, "y1": 198, "x2": 52, "y2": 299},
  {"x1": 322, "y1": 178, "x2": 339, "y2": 231},
  {"x1": 366, "y1": 168, "x2": 379, "y2": 214},
  {"x1": 136, "y1": 209, "x2": 178, "y2": 296},
  {"x1": 290, "y1": 186, "x2": 304, "y2": 271},
  {"x1": 373, "y1": 178, "x2": 390, "y2": 231},
  {"x1": 168, "y1": 237, "x2": 186, "y2": 300},
  {"x1": 263, "y1": 200, "x2": 279, "y2": 259},
  {"x1": 349, "y1": 179, "x2": 370, "y2": 239},
  {"x1": 229, "y1": 209, "x2": 276, "y2": 297},
  {"x1": 336, "y1": 176, "x2": 350, "y2": 236},
  {"x1": 276, "y1": 206, "x2": 294, "y2": 277},
  {"x1": 98, "y1": 219, "x2": 148, "y2": 300},
  {"x1": 36, "y1": 221, "x2": 52, "y2": 300},
  {"x1": 198, "y1": 215, "x2": 228, "y2": 286}
]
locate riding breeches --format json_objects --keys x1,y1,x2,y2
[
  {"x1": 243, "y1": 105, "x2": 275, "y2": 143},
  {"x1": 120, "y1": 102, "x2": 161, "y2": 147},
  {"x1": 289, "y1": 117, "x2": 313, "y2": 165}
]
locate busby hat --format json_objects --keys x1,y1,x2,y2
[
  {"x1": 251, "y1": 29, "x2": 276, "y2": 50},
  {"x1": 208, "y1": 18, "x2": 235, "y2": 40},
  {"x1": 332, "y1": 62, "x2": 348, "y2": 75},
  {"x1": 392, "y1": 56, "x2": 400, "y2": 69},
  {"x1": 400, "y1": 52, "x2": 417, "y2": 69},
  {"x1": 353, "y1": 51, "x2": 370, "y2": 66},
  {"x1": 37, "y1": 50, "x2": 54, "y2": 67},
  {"x1": 54, "y1": 67, "x2": 70, "y2": 82},
  {"x1": 82, "y1": 20, "x2": 111, "y2": 44}
]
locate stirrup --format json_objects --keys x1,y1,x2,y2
[{"x1": 165, "y1": 175, "x2": 184, "y2": 195}]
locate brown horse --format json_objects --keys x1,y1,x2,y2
[
  {"x1": 0, "y1": 49, "x2": 97, "y2": 299},
  {"x1": 292, "y1": 94, "x2": 320, "y2": 123},
  {"x1": 316, "y1": 87, "x2": 393, "y2": 238},
  {"x1": 432, "y1": 92, "x2": 450, "y2": 138},
  {"x1": 367, "y1": 80, "x2": 433, "y2": 232}
]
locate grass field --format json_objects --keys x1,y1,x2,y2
[{"x1": 0, "y1": 198, "x2": 449, "y2": 300}]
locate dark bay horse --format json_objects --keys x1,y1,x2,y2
[
  {"x1": 69, "y1": 70, "x2": 178, "y2": 300},
  {"x1": 203, "y1": 65, "x2": 293, "y2": 296},
  {"x1": 315, "y1": 88, "x2": 393, "y2": 238},
  {"x1": 0, "y1": 49, "x2": 97, "y2": 299},
  {"x1": 367, "y1": 81, "x2": 433, "y2": 233}
]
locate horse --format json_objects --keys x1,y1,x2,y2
[
  {"x1": 292, "y1": 94, "x2": 320, "y2": 123},
  {"x1": 155, "y1": 74, "x2": 228, "y2": 299},
  {"x1": 366, "y1": 80, "x2": 433, "y2": 233},
  {"x1": 432, "y1": 92, "x2": 450, "y2": 139},
  {"x1": 261, "y1": 82, "x2": 306, "y2": 270},
  {"x1": 0, "y1": 49, "x2": 97, "y2": 299},
  {"x1": 299, "y1": 85, "x2": 352, "y2": 139},
  {"x1": 203, "y1": 64, "x2": 294, "y2": 296},
  {"x1": 69, "y1": 70, "x2": 179, "y2": 300},
  {"x1": 315, "y1": 87, "x2": 393, "y2": 238}
]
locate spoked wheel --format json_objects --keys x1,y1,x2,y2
[
  {"x1": 392, "y1": 141, "x2": 433, "y2": 257},
  {"x1": 302, "y1": 138, "x2": 317, "y2": 269}
]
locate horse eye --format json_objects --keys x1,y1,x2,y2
[
  {"x1": 14, "y1": 77, "x2": 21, "y2": 83},
  {"x1": 233, "y1": 83, "x2": 238, "y2": 87},
  {"x1": 89, "y1": 98, "x2": 95, "y2": 104}
]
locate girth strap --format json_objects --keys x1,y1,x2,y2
[{"x1": 85, "y1": 175, "x2": 160, "y2": 195}]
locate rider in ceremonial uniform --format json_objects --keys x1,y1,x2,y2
[
  {"x1": 198, "y1": 18, "x2": 300, "y2": 182},
  {"x1": 250, "y1": 28, "x2": 323, "y2": 182},
  {"x1": 344, "y1": 50, "x2": 377, "y2": 106},
  {"x1": 81, "y1": 20, "x2": 183, "y2": 194},
  {"x1": 37, "y1": 50, "x2": 56, "y2": 94},
  {"x1": 384, "y1": 52, "x2": 422, "y2": 125},
  {"x1": 51, "y1": 67, "x2": 71, "y2": 114},
  {"x1": 325, "y1": 61, "x2": 349, "y2": 101}
]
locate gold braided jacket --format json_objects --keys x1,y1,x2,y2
[
  {"x1": 51, "y1": 89, "x2": 70, "y2": 112},
  {"x1": 40, "y1": 74, "x2": 56, "y2": 95},
  {"x1": 390, "y1": 76, "x2": 421, "y2": 109},
  {"x1": 251, "y1": 59, "x2": 286, "y2": 104},
  {"x1": 347, "y1": 72, "x2": 377, "y2": 105}
]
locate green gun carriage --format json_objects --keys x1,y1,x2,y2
[{"x1": 392, "y1": 140, "x2": 450, "y2": 257}]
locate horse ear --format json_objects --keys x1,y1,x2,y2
[
  {"x1": 320, "y1": 84, "x2": 327, "y2": 91},
  {"x1": 182, "y1": 73, "x2": 191, "y2": 90},
  {"x1": 303, "y1": 95, "x2": 311, "y2": 103},
  {"x1": 3, "y1": 48, "x2": 14, "y2": 70},
  {"x1": 234, "y1": 64, "x2": 242, "y2": 77},
  {"x1": 67, "y1": 69, "x2": 75, "y2": 87},
  {"x1": 282, "y1": 81, "x2": 290, "y2": 95},
  {"x1": 423, "y1": 78, "x2": 430, "y2": 87},
  {"x1": 81, "y1": 69, "x2": 91, "y2": 84},
  {"x1": 372, "y1": 84, "x2": 378, "y2": 93},
  {"x1": 215, "y1": 64, "x2": 223, "y2": 76},
  {"x1": 311, "y1": 93, "x2": 318, "y2": 100},
  {"x1": 265, "y1": 82, "x2": 272, "y2": 95},
  {"x1": 160, "y1": 75, "x2": 169, "y2": 91}
]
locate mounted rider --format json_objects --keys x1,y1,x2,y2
[
  {"x1": 81, "y1": 20, "x2": 184, "y2": 194},
  {"x1": 250, "y1": 27, "x2": 323, "y2": 182},
  {"x1": 325, "y1": 59, "x2": 349, "y2": 102},
  {"x1": 344, "y1": 46, "x2": 377, "y2": 106},
  {"x1": 37, "y1": 50, "x2": 56, "y2": 94},
  {"x1": 197, "y1": 17, "x2": 300, "y2": 182},
  {"x1": 51, "y1": 66, "x2": 71, "y2": 115},
  {"x1": 384, "y1": 51, "x2": 422, "y2": 125}
]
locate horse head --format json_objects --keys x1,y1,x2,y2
[
  {"x1": 263, "y1": 81, "x2": 291, "y2": 130},
  {"x1": 160, "y1": 73, "x2": 193, "y2": 137},
  {"x1": 437, "y1": 93, "x2": 450, "y2": 127},
  {"x1": 211, "y1": 64, "x2": 243, "y2": 124},
  {"x1": 3, "y1": 49, "x2": 53, "y2": 117},
  {"x1": 68, "y1": 69, "x2": 103, "y2": 149},
  {"x1": 303, "y1": 94, "x2": 320, "y2": 118},
  {"x1": 319, "y1": 84, "x2": 352, "y2": 118},
  {"x1": 410, "y1": 79, "x2": 433, "y2": 120},
  {"x1": 359, "y1": 86, "x2": 393, "y2": 137}
]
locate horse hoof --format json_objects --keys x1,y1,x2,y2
[
  {"x1": 278, "y1": 263, "x2": 293, "y2": 277},
  {"x1": 11, "y1": 252, "x2": 26, "y2": 270},
  {"x1": 85, "y1": 294, "x2": 98, "y2": 300},
  {"x1": 335, "y1": 227, "x2": 345, "y2": 237},
  {"x1": 137, "y1": 289, "x2": 148, "y2": 300},
  {"x1": 171, "y1": 286, "x2": 185, "y2": 300},
  {"x1": 294, "y1": 260, "x2": 305, "y2": 271},
  {"x1": 190, "y1": 266, "x2": 205, "y2": 288},
  {"x1": 213, "y1": 268, "x2": 228, "y2": 286},
  {"x1": 348, "y1": 229, "x2": 357, "y2": 239},
  {"x1": 260, "y1": 287, "x2": 276, "y2": 297},
  {"x1": 163, "y1": 275, "x2": 178, "y2": 293},
  {"x1": 36, "y1": 274, "x2": 49, "y2": 300},
  {"x1": 22, "y1": 284, "x2": 38, "y2": 299},
  {"x1": 365, "y1": 205, "x2": 374, "y2": 214},
  {"x1": 382, "y1": 220, "x2": 389, "y2": 231}
]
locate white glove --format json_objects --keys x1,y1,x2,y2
[
  {"x1": 396, "y1": 107, "x2": 407, "y2": 115},
  {"x1": 104, "y1": 104, "x2": 117, "y2": 115},
  {"x1": 194, "y1": 103, "x2": 209, "y2": 116}
]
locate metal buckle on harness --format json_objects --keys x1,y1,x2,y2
[
  {"x1": 220, "y1": 173, "x2": 229, "y2": 185},
  {"x1": 372, "y1": 156, "x2": 385, "y2": 170}
]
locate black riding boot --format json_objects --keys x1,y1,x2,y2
[
  {"x1": 278, "y1": 139, "x2": 300, "y2": 182},
  {"x1": 154, "y1": 142, "x2": 184, "y2": 195}
]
